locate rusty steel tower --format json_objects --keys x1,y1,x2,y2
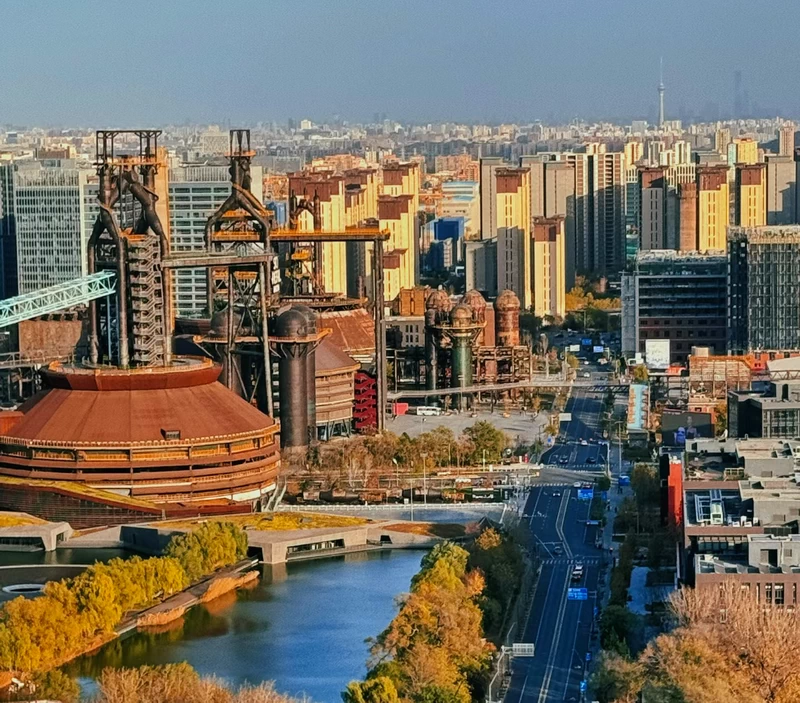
[{"x1": 87, "y1": 130, "x2": 173, "y2": 368}]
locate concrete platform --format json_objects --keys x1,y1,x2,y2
[{"x1": 0, "y1": 511, "x2": 72, "y2": 552}]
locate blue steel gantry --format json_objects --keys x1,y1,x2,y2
[{"x1": 0, "y1": 271, "x2": 117, "y2": 329}]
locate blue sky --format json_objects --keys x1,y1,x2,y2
[{"x1": 1, "y1": 0, "x2": 797, "y2": 125}]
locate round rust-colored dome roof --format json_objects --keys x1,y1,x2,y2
[
  {"x1": 426, "y1": 288, "x2": 451, "y2": 312},
  {"x1": 495, "y1": 289, "x2": 521, "y2": 312},
  {"x1": 451, "y1": 303, "x2": 474, "y2": 327},
  {"x1": 291, "y1": 304, "x2": 318, "y2": 332},
  {"x1": 275, "y1": 307, "x2": 310, "y2": 338},
  {"x1": 462, "y1": 290, "x2": 486, "y2": 318}
]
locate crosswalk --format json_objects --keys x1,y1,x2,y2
[
  {"x1": 542, "y1": 463, "x2": 606, "y2": 472},
  {"x1": 540, "y1": 556, "x2": 602, "y2": 566}
]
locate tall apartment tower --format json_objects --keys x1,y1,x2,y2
[
  {"x1": 522, "y1": 155, "x2": 577, "y2": 288},
  {"x1": 0, "y1": 162, "x2": 17, "y2": 299},
  {"x1": 728, "y1": 226, "x2": 800, "y2": 353},
  {"x1": 169, "y1": 163, "x2": 263, "y2": 317},
  {"x1": 479, "y1": 156, "x2": 505, "y2": 240},
  {"x1": 343, "y1": 167, "x2": 379, "y2": 298},
  {"x1": 639, "y1": 167, "x2": 667, "y2": 250},
  {"x1": 765, "y1": 155, "x2": 797, "y2": 225},
  {"x1": 495, "y1": 167, "x2": 532, "y2": 309},
  {"x1": 378, "y1": 194, "x2": 416, "y2": 303},
  {"x1": 532, "y1": 216, "x2": 566, "y2": 319},
  {"x1": 379, "y1": 161, "x2": 420, "y2": 301},
  {"x1": 564, "y1": 153, "x2": 592, "y2": 274},
  {"x1": 732, "y1": 138, "x2": 759, "y2": 165},
  {"x1": 696, "y1": 165, "x2": 730, "y2": 251},
  {"x1": 593, "y1": 151, "x2": 626, "y2": 274},
  {"x1": 288, "y1": 171, "x2": 348, "y2": 295},
  {"x1": 677, "y1": 183, "x2": 698, "y2": 251},
  {"x1": 12, "y1": 161, "x2": 90, "y2": 294},
  {"x1": 779, "y1": 124, "x2": 796, "y2": 157},
  {"x1": 734, "y1": 163, "x2": 767, "y2": 227},
  {"x1": 715, "y1": 128, "x2": 731, "y2": 158}
]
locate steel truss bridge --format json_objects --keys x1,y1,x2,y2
[{"x1": 0, "y1": 271, "x2": 117, "y2": 329}]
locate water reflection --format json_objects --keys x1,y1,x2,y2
[{"x1": 67, "y1": 549, "x2": 424, "y2": 702}]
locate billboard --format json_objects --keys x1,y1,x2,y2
[
  {"x1": 645, "y1": 339, "x2": 670, "y2": 369},
  {"x1": 661, "y1": 411, "x2": 713, "y2": 446},
  {"x1": 559, "y1": 413, "x2": 572, "y2": 422},
  {"x1": 569, "y1": 344, "x2": 580, "y2": 352},
  {"x1": 593, "y1": 345, "x2": 604, "y2": 353}
]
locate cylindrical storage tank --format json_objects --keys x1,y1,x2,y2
[
  {"x1": 275, "y1": 308, "x2": 310, "y2": 450},
  {"x1": 450, "y1": 304, "x2": 474, "y2": 389},
  {"x1": 424, "y1": 308, "x2": 438, "y2": 391},
  {"x1": 462, "y1": 289, "x2": 487, "y2": 346},
  {"x1": 292, "y1": 304, "x2": 318, "y2": 440},
  {"x1": 495, "y1": 289, "x2": 521, "y2": 347}
]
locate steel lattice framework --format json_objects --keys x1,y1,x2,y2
[{"x1": 0, "y1": 271, "x2": 117, "y2": 329}]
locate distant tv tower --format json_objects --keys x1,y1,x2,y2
[{"x1": 658, "y1": 57, "x2": 665, "y2": 127}]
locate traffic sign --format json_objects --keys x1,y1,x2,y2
[
  {"x1": 586, "y1": 652, "x2": 592, "y2": 662},
  {"x1": 567, "y1": 587, "x2": 589, "y2": 601},
  {"x1": 512, "y1": 643, "x2": 535, "y2": 657},
  {"x1": 577, "y1": 488, "x2": 594, "y2": 501},
  {"x1": 580, "y1": 680, "x2": 588, "y2": 692}
]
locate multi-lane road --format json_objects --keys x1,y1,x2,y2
[{"x1": 506, "y1": 386, "x2": 618, "y2": 702}]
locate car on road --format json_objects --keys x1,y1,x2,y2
[
  {"x1": 582, "y1": 372, "x2": 591, "y2": 377},
  {"x1": 586, "y1": 457, "x2": 596, "y2": 464},
  {"x1": 580, "y1": 439, "x2": 588, "y2": 446},
  {"x1": 571, "y1": 563, "x2": 584, "y2": 582},
  {"x1": 559, "y1": 456, "x2": 569, "y2": 465},
  {"x1": 552, "y1": 491, "x2": 562, "y2": 497},
  {"x1": 553, "y1": 545, "x2": 563, "y2": 556},
  {"x1": 573, "y1": 481, "x2": 582, "y2": 488}
]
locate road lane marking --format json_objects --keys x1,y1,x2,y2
[{"x1": 537, "y1": 568, "x2": 572, "y2": 703}]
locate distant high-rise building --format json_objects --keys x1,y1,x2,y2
[
  {"x1": 625, "y1": 140, "x2": 643, "y2": 165},
  {"x1": 765, "y1": 155, "x2": 797, "y2": 225},
  {"x1": 696, "y1": 165, "x2": 730, "y2": 251},
  {"x1": 677, "y1": 183, "x2": 698, "y2": 251},
  {"x1": 532, "y1": 216, "x2": 566, "y2": 319},
  {"x1": 13, "y1": 161, "x2": 90, "y2": 294},
  {"x1": 621, "y1": 250, "x2": 727, "y2": 363},
  {"x1": 0, "y1": 162, "x2": 17, "y2": 299},
  {"x1": 563, "y1": 153, "x2": 592, "y2": 273},
  {"x1": 479, "y1": 156, "x2": 505, "y2": 240},
  {"x1": 592, "y1": 151, "x2": 626, "y2": 274},
  {"x1": 495, "y1": 167, "x2": 531, "y2": 309},
  {"x1": 380, "y1": 161, "x2": 421, "y2": 301},
  {"x1": 378, "y1": 194, "x2": 416, "y2": 303},
  {"x1": 715, "y1": 128, "x2": 731, "y2": 158},
  {"x1": 733, "y1": 137, "x2": 759, "y2": 165},
  {"x1": 288, "y1": 171, "x2": 348, "y2": 296},
  {"x1": 779, "y1": 124, "x2": 796, "y2": 157},
  {"x1": 639, "y1": 167, "x2": 667, "y2": 250},
  {"x1": 734, "y1": 163, "x2": 767, "y2": 227},
  {"x1": 521, "y1": 155, "x2": 576, "y2": 288},
  {"x1": 728, "y1": 226, "x2": 800, "y2": 353},
  {"x1": 169, "y1": 163, "x2": 262, "y2": 317}
]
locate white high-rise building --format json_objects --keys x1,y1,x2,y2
[
  {"x1": 169, "y1": 163, "x2": 263, "y2": 316},
  {"x1": 13, "y1": 161, "x2": 90, "y2": 293}
]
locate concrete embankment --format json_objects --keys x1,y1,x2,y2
[{"x1": 134, "y1": 563, "x2": 259, "y2": 629}]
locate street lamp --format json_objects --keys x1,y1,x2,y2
[{"x1": 420, "y1": 452, "x2": 428, "y2": 505}]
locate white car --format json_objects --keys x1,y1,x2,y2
[{"x1": 580, "y1": 439, "x2": 588, "y2": 446}]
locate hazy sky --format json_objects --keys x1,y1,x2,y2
[{"x1": 2, "y1": 0, "x2": 799, "y2": 126}]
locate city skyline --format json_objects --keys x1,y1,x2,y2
[{"x1": 2, "y1": 0, "x2": 800, "y2": 126}]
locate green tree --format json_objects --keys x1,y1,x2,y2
[
  {"x1": 343, "y1": 676, "x2": 400, "y2": 703},
  {"x1": 599, "y1": 605, "x2": 635, "y2": 656},
  {"x1": 565, "y1": 352, "x2": 579, "y2": 369},
  {"x1": 715, "y1": 401, "x2": 728, "y2": 436},
  {"x1": 461, "y1": 422, "x2": 507, "y2": 465}
]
